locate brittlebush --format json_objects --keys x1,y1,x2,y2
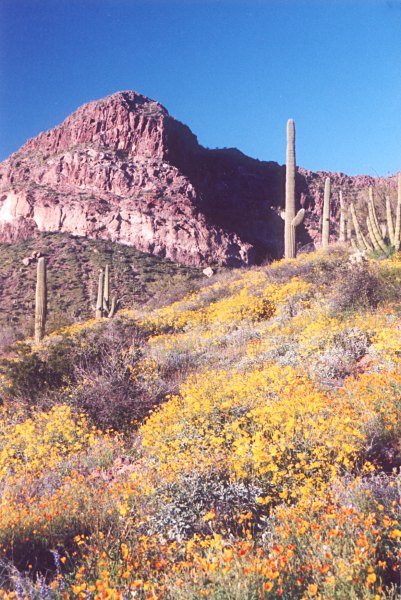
[{"x1": 141, "y1": 364, "x2": 365, "y2": 504}]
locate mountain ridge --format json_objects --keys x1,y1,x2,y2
[{"x1": 0, "y1": 91, "x2": 398, "y2": 266}]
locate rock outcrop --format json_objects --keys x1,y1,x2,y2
[{"x1": 0, "y1": 91, "x2": 397, "y2": 265}]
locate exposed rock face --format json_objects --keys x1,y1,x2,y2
[
  {"x1": 0, "y1": 91, "x2": 397, "y2": 264},
  {"x1": 0, "y1": 92, "x2": 255, "y2": 266}
]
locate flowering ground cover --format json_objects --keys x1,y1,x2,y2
[{"x1": 1, "y1": 246, "x2": 401, "y2": 598}]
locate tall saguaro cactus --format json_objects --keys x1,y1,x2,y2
[
  {"x1": 338, "y1": 190, "x2": 347, "y2": 243},
  {"x1": 283, "y1": 119, "x2": 304, "y2": 258},
  {"x1": 367, "y1": 187, "x2": 387, "y2": 253},
  {"x1": 386, "y1": 195, "x2": 395, "y2": 246},
  {"x1": 395, "y1": 173, "x2": 401, "y2": 252},
  {"x1": 95, "y1": 269, "x2": 105, "y2": 319},
  {"x1": 35, "y1": 257, "x2": 47, "y2": 344},
  {"x1": 95, "y1": 265, "x2": 119, "y2": 319},
  {"x1": 350, "y1": 202, "x2": 372, "y2": 252},
  {"x1": 322, "y1": 177, "x2": 331, "y2": 249},
  {"x1": 103, "y1": 264, "x2": 110, "y2": 313}
]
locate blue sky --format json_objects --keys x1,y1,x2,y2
[{"x1": 0, "y1": 0, "x2": 400, "y2": 175}]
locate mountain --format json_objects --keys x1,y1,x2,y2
[{"x1": 0, "y1": 91, "x2": 398, "y2": 265}]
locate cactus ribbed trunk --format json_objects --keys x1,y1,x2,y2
[
  {"x1": 285, "y1": 119, "x2": 296, "y2": 258},
  {"x1": 322, "y1": 177, "x2": 331, "y2": 249},
  {"x1": 96, "y1": 269, "x2": 104, "y2": 319},
  {"x1": 386, "y1": 195, "x2": 395, "y2": 246},
  {"x1": 368, "y1": 187, "x2": 381, "y2": 233},
  {"x1": 35, "y1": 257, "x2": 47, "y2": 344},
  {"x1": 339, "y1": 191, "x2": 346, "y2": 243},
  {"x1": 281, "y1": 119, "x2": 304, "y2": 257},
  {"x1": 346, "y1": 206, "x2": 352, "y2": 241},
  {"x1": 350, "y1": 202, "x2": 369, "y2": 251},
  {"x1": 368, "y1": 187, "x2": 387, "y2": 253},
  {"x1": 395, "y1": 174, "x2": 401, "y2": 252},
  {"x1": 103, "y1": 264, "x2": 110, "y2": 313},
  {"x1": 366, "y1": 216, "x2": 381, "y2": 251}
]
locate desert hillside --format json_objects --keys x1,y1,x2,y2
[
  {"x1": 1, "y1": 245, "x2": 401, "y2": 597},
  {"x1": 0, "y1": 231, "x2": 200, "y2": 343}
]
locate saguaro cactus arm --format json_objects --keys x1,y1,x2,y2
[
  {"x1": 368, "y1": 187, "x2": 387, "y2": 253},
  {"x1": 322, "y1": 177, "x2": 331, "y2": 249},
  {"x1": 292, "y1": 208, "x2": 305, "y2": 227},
  {"x1": 366, "y1": 216, "x2": 381, "y2": 251},
  {"x1": 350, "y1": 202, "x2": 370, "y2": 252},
  {"x1": 35, "y1": 257, "x2": 47, "y2": 344},
  {"x1": 106, "y1": 296, "x2": 119, "y2": 319}
]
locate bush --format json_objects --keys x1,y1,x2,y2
[
  {"x1": 69, "y1": 336, "x2": 157, "y2": 431},
  {"x1": 143, "y1": 471, "x2": 264, "y2": 541},
  {"x1": 310, "y1": 327, "x2": 371, "y2": 381},
  {"x1": 328, "y1": 262, "x2": 381, "y2": 313},
  {"x1": 141, "y1": 365, "x2": 366, "y2": 507}
]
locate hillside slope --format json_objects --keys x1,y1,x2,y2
[
  {"x1": 1, "y1": 246, "x2": 401, "y2": 597},
  {"x1": 0, "y1": 232, "x2": 200, "y2": 342}
]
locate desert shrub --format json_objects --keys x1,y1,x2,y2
[
  {"x1": 69, "y1": 340, "x2": 157, "y2": 432},
  {"x1": 328, "y1": 262, "x2": 381, "y2": 313},
  {"x1": 0, "y1": 327, "x2": 21, "y2": 356},
  {"x1": 259, "y1": 484, "x2": 401, "y2": 599},
  {"x1": 141, "y1": 365, "x2": 366, "y2": 506},
  {"x1": 267, "y1": 246, "x2": 350, "y2": 288},
  {"x1": 0, "y1": 403, "x2": 123, "y2": 575},
  {"x1": 341, "y1": 370, "x2": 401, "y2": 469},
  {"x1": 0, "y1": 340, "x2": 74, "y2": 399},
  {"x1": 60, "y1": 480, "x2": 400, "y2": 599},
  {"x1": 143, "y1": 471, "x2": 264, "y2": 541},
  {"x1": 376, "y1": 256, "x2": 401, "y2": 305},
  {"x1": 310, "y1": 327, "x2": 370, "y2": 381},
  {"x1": 0, "y1": 318, "x2": 150, "y2": 425}
]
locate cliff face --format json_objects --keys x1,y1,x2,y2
[{"x1": 0, "y1": 91, "x2": 397, "y2": 265}]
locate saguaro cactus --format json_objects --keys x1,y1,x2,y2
[
  {"x1": 386, "y1": 195, "x2": 395, "y2": 246},
  {"x1": 283, "y1": 119, "x2": 304, "y2": 258},
  {"x1": 339, "y1": 190, "x2": 347, "y2": 243},
  {"x1": 367, "y1": 187, "x2": 387, "y2": 253},
  {"x1": 35, "y1": 257, "x2": 47, "y2": 344},
  {"x1": 103, "y1": 264, "x2": 110, "y2": 313},
  {"x1": 95, "y1": 265, "x2": 119, "y2": 319},
  {"x1": 95, "y1": 269, "x2": 105, "y2": 319},
  {"x1": 350, "y1": 202, "x2": 373, "y2": 252},
  {"x1": 395, "y1": 174, "x2": 401, "y2": 252},
  {"x1": 322, "y1": 177, "x2": 331, "y2": 249}
]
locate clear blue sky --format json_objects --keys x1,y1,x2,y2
[{"x1": 0, "y1": 0, "x2": 400, "y2": 176}]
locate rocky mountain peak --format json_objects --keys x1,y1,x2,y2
[{"x1": 0, "y1": 91, "x2": 396, "y2": 266}]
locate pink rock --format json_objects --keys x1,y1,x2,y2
[
  {"x1": 202, "y1": 267, "x2": 214, "y2": 278},
  {"x1": 0, "y1": 91, "x2": 397, "y2": 265}
]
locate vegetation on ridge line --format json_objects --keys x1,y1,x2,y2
[{"x1": 0, "y1": 231, "x2": 201, "y2": 347}]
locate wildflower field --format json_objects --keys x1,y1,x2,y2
[{"x1": 2, "y1": 246, "x2": 401, "y2": 598}]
